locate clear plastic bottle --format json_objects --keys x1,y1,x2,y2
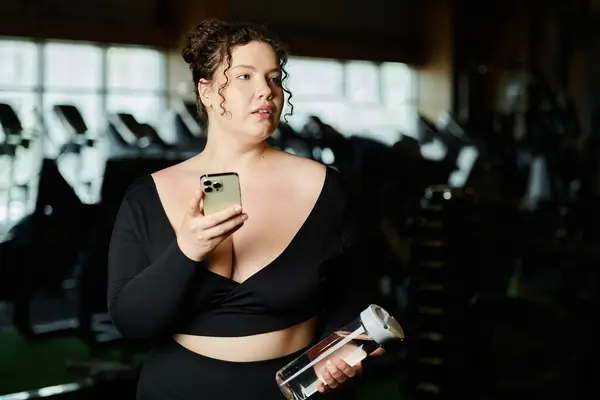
[{"x1": 276, "y1": 304, "x2": 405, "y2": 400}]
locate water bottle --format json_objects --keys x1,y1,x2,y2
[{"x1": 276, "y1": 304, "x2": 405, "y2": 400}]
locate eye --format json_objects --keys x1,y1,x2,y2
[
  {"x1": 237, "y1": 74, "x2": 250, "y2": 80},
  {"x1": 270, "y1": 76, "x2": 282, "y2": 85}
]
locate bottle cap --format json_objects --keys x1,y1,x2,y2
[{"x1": 360, "y1": 304, "x2": 405, "y2": 346}]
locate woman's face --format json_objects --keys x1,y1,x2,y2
[{"x1": 200, "y1": 40, "x2": 284, "y2": 143}]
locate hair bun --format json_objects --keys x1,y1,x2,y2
[{"x1": 182, "y1": 19, "x2": 228, "y2": 64}]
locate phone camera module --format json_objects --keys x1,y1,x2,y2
[{"x1": 212, "y1": 180, "x2": 223, "y2": 192}]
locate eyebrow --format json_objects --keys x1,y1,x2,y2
[{"x1": 231, "y1": 65, "x2": 281, "y2": 74}]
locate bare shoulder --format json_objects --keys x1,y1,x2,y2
[
  {"x1": 271, "y1": 150, "x2": 327, "y2": 187},
  {"x1": 151, "y1": 158, "x2": 193, "y2": 184},
  {"x1": 148, "y1": 159, "x2": 201, "y2": 229},
  {"x1": 149, "y1": 159, "x2": 201, "y2": 199},
  {"x1": 263, "y1": 152, "x2": 328, "y2": 213}
]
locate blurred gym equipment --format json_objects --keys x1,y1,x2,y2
[
  {"x1": 171, "y1": 99, "x2": 206, "y2": 152},
  {"x1": 0, "y1": 103, "x2": 34, "y2": 235},
  {"x1": 51, "y1": 104, "x2": 100, "y2": 203}
]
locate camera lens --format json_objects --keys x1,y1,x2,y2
[
  {"x1": 203, "y1": 180, "x2": 212, "y2": 186},
  {"x1": 213, "y1": 182, "x2": 222, "y2": 189},
  {"x1": 204, "y1": 187, "x2": 213, "y2": 193}
]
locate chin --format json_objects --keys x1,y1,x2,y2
[{"x1": 247, "y1": 125, "x2": 277, "y2": 141}]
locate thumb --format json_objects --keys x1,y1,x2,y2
[
  {"x1": 370, "y1": 348, "x2": 386, "y2": 356},
  {"x1": 188, "y1": 188, "x2": 203, "y2": 216}
]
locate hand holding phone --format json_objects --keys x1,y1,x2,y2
[{"x1": 176, "y1": 173, "x2": 246, "y2": 262}]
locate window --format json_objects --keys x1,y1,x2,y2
[
  {"x1": 0, "y1": 38, "x2": 167, "y2": 228},
  {"x1": 107, "y1": 46, "x2": 163, "y2": 91},
  {"x1": 43, "y1": 42, "x2": 104, "y2": 152},
  {"x1": 44, "y1": 42, "x2": 103, "y2": 90},
  {"x1": 283, "y1": 56, "x2": 417, "y2": 143},
  {"x1": 0, "y1": 40, "x2": 38, "y2": 89},
  {"x1": 285, "y1": 58, "x2": 344, "y2": 98},
  {"x1": 345, "y1": 61, "x2": 380, "y2": 104},
  {"x1": 381, "y1": 62, "x2": 415, "y2": 107},
  {"x1": 106, "y1": 46, "x2": 165, "y2": 124}
]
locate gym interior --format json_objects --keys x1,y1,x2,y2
[{"x1": 0, "y1": 0, "x2": 597, "y2": 399}]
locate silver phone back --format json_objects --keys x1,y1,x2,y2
[{"x1": 200, "y1": 172, "x2": 242, "y2": 215}]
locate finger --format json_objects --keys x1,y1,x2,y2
[
  {"x1": 317, "y1": 380, "x2": 328, "y2": 393},
  {"x1": 204, "y1": 213, "x2": 248, "y2": 239},
  {"x1": 324, "y1": 360, "x2": 345, "y2": 385},
  {"x1": 370, "y1": 348, "x2": 386, "y2": 356},
  {"x1": 326, "y1": 360, "x2": 348, "y2": 384},
  {"x1": 316, "y1": 369, "x2": 328, "y2": 393},
  {"x1": 188, "y1": 188, "x2": 203, "y2": 216},
  {"x1": 320, "y1": 367, "x2": 338, "y2": 389},
  {"x1": 202, "y1": 205, "x2": 243, "y2": 229},
  {"x1": 333, "y1": 358, "x2": 357, "y2": 378},
  {"x1": 318, "y1": 364, "x2": 335, "y2": 388}
]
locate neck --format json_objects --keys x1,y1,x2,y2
[{"x1": 195, "y1": 126, "x2": 268, "y2": 173}]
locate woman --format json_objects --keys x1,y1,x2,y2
[{"x1": 107, "y1": 18, "x2": 382, "y2": 399}]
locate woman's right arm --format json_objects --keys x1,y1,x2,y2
[
  {"x1": 107, "y1": 187, "x2": 247, "y2": 340},
  {"x1": 107, "y1": 199, "x2": 199, "y2": 339}
]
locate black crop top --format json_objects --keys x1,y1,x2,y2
[{"x1": 107, "y1": 166, "x2": 379, "y2": 340}]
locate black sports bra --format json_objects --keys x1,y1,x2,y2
[{"x1": 107, "y1": 166, "x2": 379, "y2": 339}]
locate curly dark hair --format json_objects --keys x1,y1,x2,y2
[{"x1": 182, "y1": 19, "x2": 293, "y2": 123}]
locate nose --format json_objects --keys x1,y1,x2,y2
[{"x1": 256, "y1": 78, "x2": 274, "y2": 99}]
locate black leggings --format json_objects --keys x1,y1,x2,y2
[{"x1": 136, "y1": 338, "x2": 356, "y2": 400}]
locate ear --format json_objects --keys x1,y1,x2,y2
[{"x1": 198, "y1": 78, "x2": 212, "y2": 108}]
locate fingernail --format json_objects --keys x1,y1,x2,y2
[
  {"x1": 326, "y1": 360, "x2": 334, "y2": 369},
  {"x1": 241, "y1": 214, "x2": 248, "y2": 221},
  {"x1": 234, "y1": 206, "x2": 242, "y2": 212},
  {"x1": 317, "y1": 373, "x2": 327, "y2": 384}
]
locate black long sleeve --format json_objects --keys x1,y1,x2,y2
[
  {"x1": 318, "y1": 189, "x2": 381, "y2": 338},
  {"x1": 107, "y1": 197, "x2": 200, "y2": 339}
]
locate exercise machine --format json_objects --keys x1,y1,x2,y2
[{"x1": 0, "y1": 103, "x2": 33, "y2": 235}]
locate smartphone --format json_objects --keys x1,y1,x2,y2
[{"x1": 200, "y1": 172, "x2": 242, "y2": 215}]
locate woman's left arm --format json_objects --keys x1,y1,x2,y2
[{"x1": 317, "y1": 188, "x2": 389, "y2": 393}]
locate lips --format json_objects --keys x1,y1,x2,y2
[{"x1": 251, "y1": 105, "x2": 274, "y2": 115}]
